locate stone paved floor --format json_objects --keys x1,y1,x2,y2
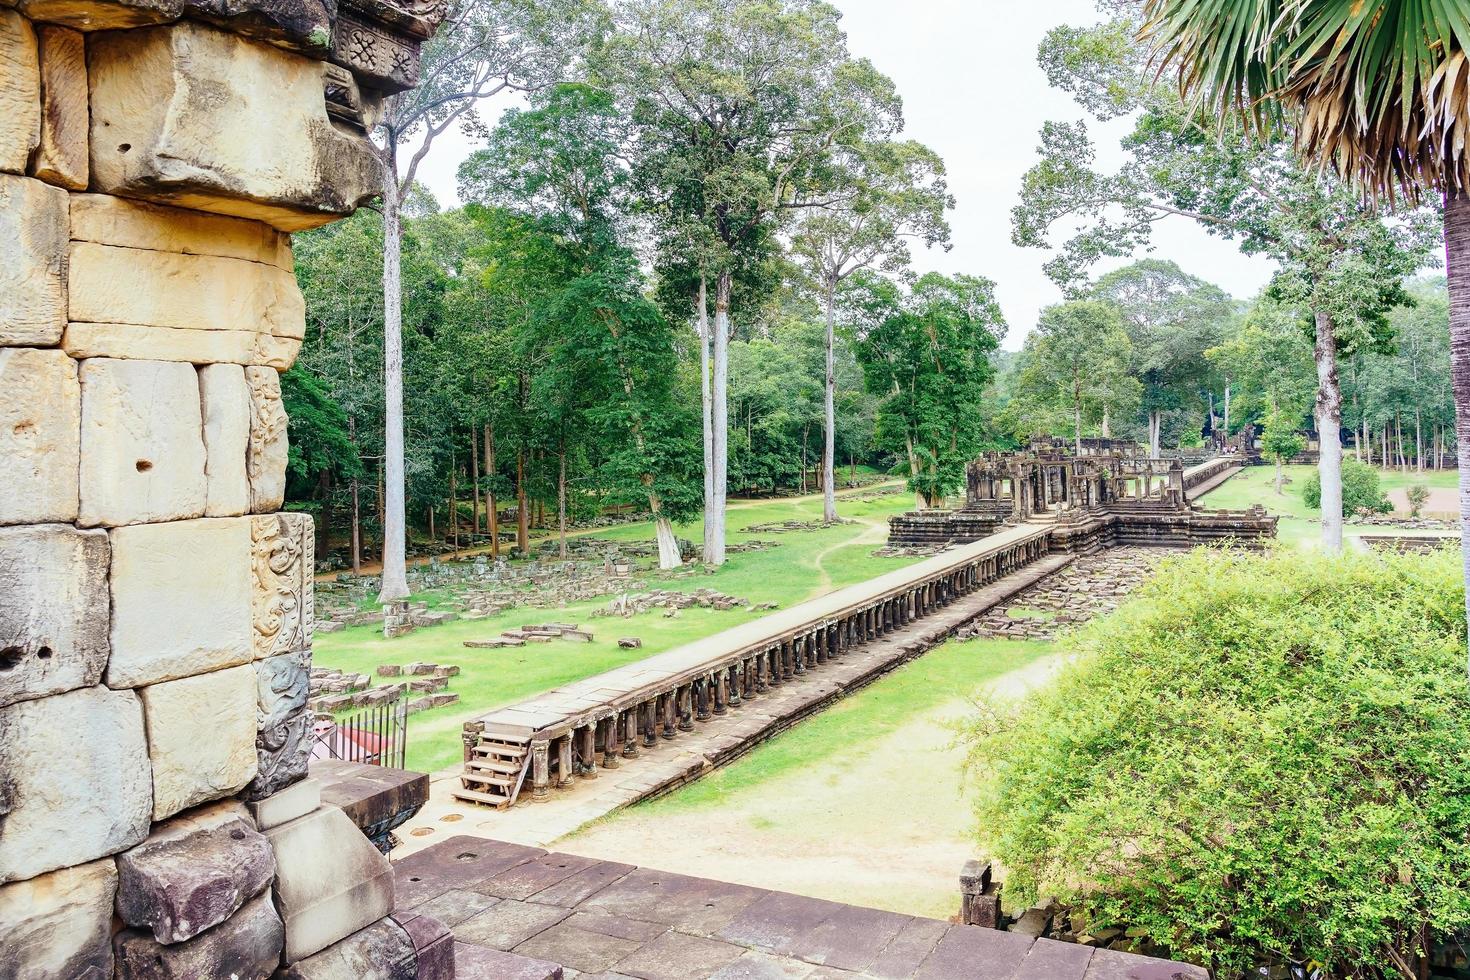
[
  {"x1": 394, "y1": 552, "x2": 1079, "y2": 855},
  {"x1": 399, "y1": 836, "x2": 1208, "y2": 980},
  {"x1": 964, "y1": 547, "x2": 1168, "y2": 642}
]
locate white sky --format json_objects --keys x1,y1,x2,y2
[{"x1": 415, "y1": 0, "x2": 1277, "y2": 351}]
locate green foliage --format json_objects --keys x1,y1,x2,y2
[
  {"x1": 1009, "y1": 300, "x2": 1139, "y2": 447},
  {"x1": 965, "y1": 548, "x2": 1470, "y2": 977},
  {"x1": 1258, "y1": 410, "x2": 1304, "y2": 466},
  {"x1": 1407, "y1": 484, "x2": 1431, "y2": 518},
  {"x1": 1304, "y1": 457, "x2": 1392, "y2": 515}
]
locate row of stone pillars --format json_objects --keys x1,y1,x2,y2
[{"x1": 518, "y1": 533, "x2": 1052, "y2": 803}]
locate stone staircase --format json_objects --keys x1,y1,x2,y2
[{"x1": 454, "y1": 733, "x2": 531, "y2": 809}]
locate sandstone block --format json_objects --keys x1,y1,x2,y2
[
  {"x1": 30, "y1": 25, "x2": 87, "y2": 189},
  {"x1": 0, "y1": 858, "x2": 117, "y2": 980},
  {"x1": 247, "y1": 367, "x2": 288, "y2": 512},
  {"x1": 200, "y1": 363, "x2": 251, "y2": 516},
  {"x1": 116, "y1": 800, "x2": 275, "y2": 943},
  {"x1": 0, "y1": 348, "x2": 79, "y2": 523},
  {"x1": 62, "y1": 321, "x2": 303, "y2": 368},
  {"x1": 0, "y1": 11, "x2": 39, "y2": 175},
  {"x1": 266, "y1": 804, "x2": 395, "y2": 962},
  {"x1": 0, "y1": 685, "x2": 151, "y2": 883},
  {"x1": 245, "y1": 775, "x2": 320, "y2": 830},
  {"x1": 244, "y1": 708, "x2": 312, "y2": 803},
  {"x1": 88, "y1": 22, "x2": 381, "y2": 231},
  {"x1": 251, "y1": 512, "x2": 311, "y2": 658},
  {"x1": 79, "y1": 358, "x2": 206, "y2": 527},
  {"x1": 275, "y1": 917, "x2": 416, "y2": 980},
  {"x1": 0, "y1": 524, "x2": 109, "y2": 708},
  {"x1": 16, "y1": 0, "x2": 331, "y2": 55},
  {"x1": 70, "y1": 192, "x2": 293, "y2": 269},
  {"x1": 140, "y1": 663, "x2": 259, "y2": 820},
  {"x1": 107, "y1": 517, "x2": 252, "y2": 688},
  {"x1": 0, "y1": 173, "x2": 67, "y2": 345},
  {"x1": 69, "y1": 241, "x2": 305, "y2": 338},
  {"x1": 113, "y1": 891, "x2": 283, "y2": 980}
]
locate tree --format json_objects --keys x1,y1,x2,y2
[
  {"x1": 1014, "y1": 301, "x2": 1140, "y2": 453},
  {"x1": 791, "y1": 139, "x2": 953, "y2": 522},
  {"x1": 1260, "y1": 410, "x2": 1305, "y2": 495}
]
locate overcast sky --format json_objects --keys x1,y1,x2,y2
[{"x1": 414, "y1": 0, "x2": 1277, "y2": 350}]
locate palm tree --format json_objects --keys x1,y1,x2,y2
[{"x1": 1141, "y1": 0, "x2": 1470, "y2": 640}]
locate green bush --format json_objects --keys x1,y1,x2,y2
[
  {"x1": 1303, "y1": 457, "x2": 1392, "y2": 514},
  {"x1": 964, "y1": 548, "x2": 1470, "y2": 978}
]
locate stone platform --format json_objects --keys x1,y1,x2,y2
[{"x1": 394, "y1": 836, "x2": 1209, "y2": 979}]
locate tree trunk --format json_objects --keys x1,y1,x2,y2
[
  {"x1": 698, "y1": 276, "x2": 715, "y2": 563},
  {"x1": 516, "y1": 446, "x2": 529, "y2": 555},
  {"x1": 377, "y1": 147, "x2": 410, "y2": 606},
  {"x1": 800, "y1": 425, "x2": 808, "y2": 495},
  {"x1": 1100, "y1": 403, "x2": 1111, "y2": 438},
  {"x1": 1073, "y1": 375, "x2": 1083, "y2": 455},
  {"x1": 470, "y1": 424, "x2": 480, "y2": 536},
  {"x1": 1223, "y1": 383, "x2": 1231, "y2": 437},
  {"x1": 1443, "y1": 189, "x2": 1470, "y2": 671},
  {"x1": 1274, "y1": 458, "x2": 1283, "y2": 494},
  {"x1": 1314, "y1": 311, "x2": 1344, "y2": 553},
  {"x1": 449, "y1": 449, "x2": 458, "y2": 559},
  {"x1": 1148, "y1": 411, "x2": 1161, "y2": 458},
  {"x1": 821, "y1": 277, "x2": 837, "y2": 524},
  {"x1": 350, "y1": 477, "x2": 362, "y2": 576},
  {"x1": 557, "y1": 445, "x2": 567, "y2": 559},
  {"x1": 708, "y1": 270, "x2": 731, "y2": 566},
  {"x1": 484, "y1": 423, "x2": 500, "y2": 560}
]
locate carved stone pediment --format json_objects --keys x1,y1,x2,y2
[{"x1": 328, "y1": 0, "x2": 445, "y2": 96}]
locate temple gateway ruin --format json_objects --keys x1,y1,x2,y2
[{"x1": 0, "y1": 0, "x2": 451, "y2": 973}]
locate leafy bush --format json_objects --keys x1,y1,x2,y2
[
  {"x1": 965, "y1": 548, "x2": 1470, "y2": 978},
  {"x1": 1303, "y1": 457, "x2": 1392, "y2": 514},
  {"x1": 1407, "y1": 484, "x2": 1430, "y2": 518}
]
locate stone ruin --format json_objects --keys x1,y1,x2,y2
[{"x1": 0, "y1": 0, "x2": 454, "y2": 973}]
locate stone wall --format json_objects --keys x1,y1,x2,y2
[{"x1": 0, "y1": 0, "x2": 442, "y2": 976}]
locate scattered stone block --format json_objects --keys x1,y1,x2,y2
[
  {"x1": 199, "y1": 363, "x2": 252, "y2": 516},
  {"x1": 406, "y1": 662, "x2": 436, "y2": 675},
  {"x1": 246, "y1": 366, "x2": 288, "y2": 512},
  {"x1": 464, "y1": 637, "x2": 523, "y2": 649},
  {"x1": 377, "y1": 663, "x2": 403, "y2": 676},
  {"x1": 0, "y1": 685, "x2": 151, "y2": 883},
  {"x1": 408, "y1": 676, "x2": 447, "y2": 693},
  {"x1": 0, "y1": 523, "x2": 109, "y2": 707},
  {"x1": 29, "y1": 25, "x2": 87, "y2": 189},
  {"x1": 562, "y1": 629, "x2": 593, "y2": 643},
  {"x1": 246, "y1": 776, "x2": 321, "y2": 831},
  {"x1": 406, "y1": 697, "x2": 431, "y2": 714},
  {"x1": 314, "y1": 620, "x2": 345, "y2": 634},
  {"x1": 113, "y1": 891, "x2": 283, "y2": 980},
  {"x1": 617, "y1": 638, "x2": 642, "y2": 649},
  {"x1": 265, "y1": 804, "x2": 396, "y2": 962},
  {"x1": 0, "y1": 11, "x2": 39, "y2": 175},
  {"x1": 438, "y1": 665, "x2": 461, "y2": 677},
  {"x1": 88, "y1": 22, "x2": 381, "y2": 231},
  {"x1": 79, "y1": 358, "x2": 206, "y2": 527},
  {"x1": 0, "y1": 348, "x2": 80, "y2": 524},
  {"x1": 429, "y1": 693, "x2": 459, "y2": 708},
  {"x1": 140, "y1": 663, "x2": 258, "y2": 820},
  {"x1": 107, "y1": 516, "x2": 252, "y2": 688},
  {"x1": 115, "y1": 800, "x2": 274, "y2": 943},
  {"x1": 0, "y1": 172, "x2": 67, "y2": 345},
  {"x1": 410, "y1": 610, "x2": 456, "y2": 627},
  {"x1": 0, "y1": 857, "x2": 117, "y2": 979},
  {"x1": 275, "y1": 916, "x2": 416, "y2": 980}
]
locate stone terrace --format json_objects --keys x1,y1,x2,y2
[{"x1": 395, "y1": 836, "x2": 1209, "y2": 980}]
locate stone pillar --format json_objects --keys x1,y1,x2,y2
[
  {"x1": 557, "y1": 735, "x2": 574, "y2": 788},
  {"x1": 601, "y1": 716, "x2": 620, "y2": 769},
  {"x1": 530, "y1": 742, "x2": 551, "y2": 802},
  {"x1": 579, "y1": 726, "x2": 598, "y2": 776}
]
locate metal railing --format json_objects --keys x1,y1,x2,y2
[{"x1": 311, "y1": 697, "x2": 407, "y2": 769}]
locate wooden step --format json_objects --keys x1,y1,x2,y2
[
  {"x1": 461, "y1": 771, "x2": 516, "y2": 788},
  {"x1": 451, "y1": 785, "x2": 512, "y2": 808},
  {"x1": 466, "y1": 759, "x2": 521, "y2": 775}
]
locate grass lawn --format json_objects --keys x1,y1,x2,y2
[
  {"x1": 313, "y1": 483, "x2": 925, "y2": 773},
  {"x1": 560, "y1": 637, "x2": 1058, "y2": 919}
]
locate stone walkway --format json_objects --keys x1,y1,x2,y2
[
  {"x1": 397, "y1": 836, "x2": 1209, "y2": 980},
  {"x1": 395, "y1": 550, "x2": 1078, "y2": 854}
]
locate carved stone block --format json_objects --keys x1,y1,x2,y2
[
  {"x1": 0, "y1": 348, "x2": 79, "y2": 524},
  {"x1": 0, "y1": 172, "x2": 68, "y2": 346},
  {"x1": 251, "y1": 512, "x2": 311, "y2": 659},
  {"x1": 30, "y1": 25, "x2": 87, "y2": 189},
  {"x1": 200, "y1": 363, "x2": 251, "y2": 516},
  {"x1": 256, "y1": 648, "x2": 310, "y2": 728},
  {"x1": 244, "y1": 706, "x2": 313, "y2": 802},
  {"x1": 107, "y1": 517, "x2": 252, "y2": 689},
  {"x1": 113, "y1": 891, "x2": 283, "y2": 980},
  {"x1": 0, "y1": 858, "x2": 117, "y2": 980},
  {"x1": 88, "y1": 22, "x2": 382, "y2": 231},
  {"x1": 0, "y1": 685, "x2": 152, "y2": 884},
  {"x1": 0, "y1": 11, "x2": 39, "y2": 175},
  {"x1": 17, "y1": 0, "x2": 332, "y2": 55},
  {"x1": 78, "y1": 358, "x2": 207, "y2": 527},
  {"x1": 70, "y1": 192, "x2": 294, "y2": 269},
  {"x1": 0, "y1": 523, "x2": 109, "y2": 708},
  {"x1": 247, "y1": 367, "x2": 289, "y2": 512},
  {"x1": 139, "y1": 662, "x2": 259, "y2": 820}
]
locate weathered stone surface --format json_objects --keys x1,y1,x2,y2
[
  {"x1": 0, "y1": 524, "x2": 109, "y2": 708},
  {"x1": 200, "y1": 363, "x2": 251, "y2": 516},
  {"x1": 245, "y1": 706, "x2": 313, "y2": 801},
  {"x1": 0, "y1": 348, "x2": 79, "y2": 524},
  {"x1": 69, "y1": 241, "x2": 305, "y2": 338},
  {"x1": 246, "y1": 775, "x2": 320, "y2": 830},
  {"x1": 140, "y1": 663, "x2": 259, "y2": 820},
  {"x1": 88, "y1": 22, "x2": 382, "y2": 231},
  {"x1": 17, "y1": 0, "x2": 332, "y2": 55},
  {"x1": 116, "y1": 800, "x2": 275, "y2": 944},
  {"x1": 30, "y1": 25, "x2": 87, "y2": 189},
  {"x1": 275, "y1": 917, "x2": 417, "y2": 980},
  {"x1": 266, "y1": 804, "x2": 396, "y2": 962},
  {"x1": 256, "y1": 648, "x2": 310, "y2": 728},
  {"x1": 62, "y1": 321, "x2": 303, "y2": 368},
  {"x1": 247, "y1": 367, "x2": 288, "y2": 512},
  {"x1": 0, "y1": 173, "x2": 67, "y2": 345},
  {"x1": 70, "y1": 193, "x2": 294, "y2": 269},
  {"x1": 79, "y1": 358, "x2": 206, "y2": 527},
  {"x1": 0, "y1": 11, "x2": 39, "y2": 175},
  {"x1": 0, "y1": 685, "x2": 151, "y2": 883},
  {"x1": 107, "y1": 517, "x2": 252, "y2": 688},
  {"x1": 0, "y1": 858, "x2": 117, "y2": 980},
  {"x1": 251, "y1": 512, "x2": 310, "y2": 658},
  {"x1": 113, "y1": 891, "x2": 283, "y2": 980}
]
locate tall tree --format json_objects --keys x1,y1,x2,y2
[{"x1": 1014, "y1": 301, "x2": 1139, "y2": 453}]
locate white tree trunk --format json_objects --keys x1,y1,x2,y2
[
  {"x1": 1440, "y1": 189, "x2": 1470, "y2": 673},
  {"x1": 708, "y1": 271, "x2": 731, "y2": 566},
  {"x1": 822, "y1": 279, "x2": 837, "y2": 524},
  {"x1": 698, "y1": 276, "x2": 714, "y2": 561},
  {"x1": 377, "y1": 150, "x2": 410, "y2": 608},
  {"x1": 1148, "y1": 411, "x2": 1161, "y2": 458},
  {"x1": 1314, "y1": 311, "x2": 1344, "y2": 553}
]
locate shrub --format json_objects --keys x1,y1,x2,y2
[
  {"x1": 1303, "y1": 457, "x2": 1392, "y2": 514},
  {"x1": 964, "y1": 548, "x2": 1470, "y2": 978},
  {"x1": 1407, "y1": 484, "x2": 1430, "y2": 518}
]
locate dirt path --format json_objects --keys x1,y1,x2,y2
[
  {"x1": 802, "y1": 513, "x2": 892, "y2": 597},
  {"x1": 556, "y1": 652, "x2": 1066, "y2": 920}
]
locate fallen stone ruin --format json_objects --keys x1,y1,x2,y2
[{"x1": 959, "y1": 546, "x2": 1166, "y2": 641}]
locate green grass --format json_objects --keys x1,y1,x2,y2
[{"x1": 313, "y1": 484, "x2": 925, "y2": 773}]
